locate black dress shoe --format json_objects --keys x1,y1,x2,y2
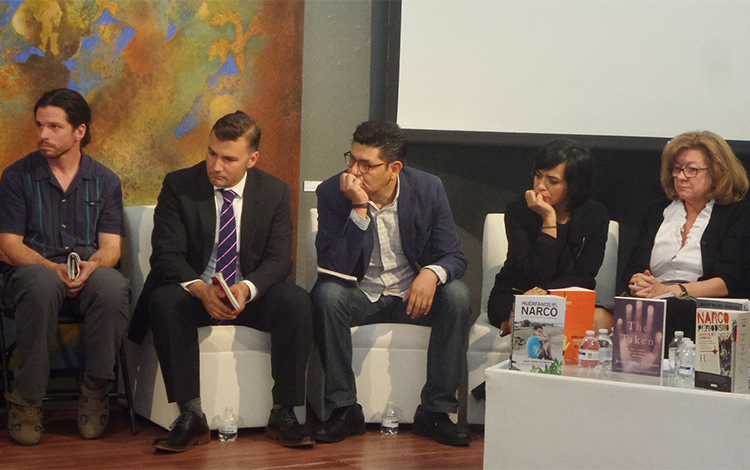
[
  {"x1": 313, "y1": 403, "x2": 366, "y2": 443},
  {"x1": 266, "y1": 406, "x2": 314, "y2": 447},
  {"x1": 412, "y1": 405, "x2": 471, "y2": 447},
  {"x1": 153, "y1": 411, "x2": 211, "y2": 452}
]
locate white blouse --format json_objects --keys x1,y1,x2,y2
[{"x1": 649, "y1": 199, "x2": 715, "y2": 283}]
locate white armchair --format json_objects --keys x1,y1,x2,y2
[
  {"x1": 306, "y1": 208, "x2": 432, "y2": 423},
  {"x1": 121, "y1": 206, "x2": 278, "y2": 430},
  {"x1": 466, "y1": 214, "x2": 619, "y2": 424}
]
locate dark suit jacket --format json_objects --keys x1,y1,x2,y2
[
  {"x1": 487, "y1": 197, "x2": 609, "y2": 326},
  {"x1": 128, "y1": 162, "x2": 293, "y2": 344},
  {"x1": 622, "y1": 197, "x2": 750, "y2": 297},
  {"x1": 315, "y1": 167, "x2": 467, "y2": 282}
]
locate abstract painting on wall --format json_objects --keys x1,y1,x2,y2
[{"x1": 0, "y1": 0, "x2": 303, "y2": 207}]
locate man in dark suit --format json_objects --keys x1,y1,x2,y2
[
  {"x1": 128, "y1": 111, "x2": 313, "y2": 452},
  {"x1": 312, "y1": 121, "x2": 472, "y2": 446}
]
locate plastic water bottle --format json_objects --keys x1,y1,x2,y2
[
  {"x1": 668, "y1": 331, "x2": 684, "y2": 371},
  {"x1": 596, "y1": 329, "x2": 612, "y2": 371},
  {"x1": 678, "y1": 342, "x2": 696, "y2": 385},
  {"x1": 381, "y1": 403, "x2": 399, "y2": 435},
  {"x1": 579, "y1": 330, "x2": 600, "y2": 369},
  {"x1": 218, "y1": 406, "x2": 238, "y2": 442}
]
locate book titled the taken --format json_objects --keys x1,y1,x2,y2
[
  {"x1": 695, "y1": 305, "x2": 750, "y2": 393},
  {"x1": 211, "y1": 272, "x2": 241, "y2": 310},
  {"x1": 549, "y1": 287, "x2": 596, "y2": 365},
  {"x1": 510, "y1": 295, "x2": 566, "y2": 375},
  {"x1": 612, "y1": 297, "x2": 666, "y2": 377}
]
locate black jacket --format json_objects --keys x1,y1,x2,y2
[
  {"x1": 622, "y1": 197, "x2": 750, "y2": 297},
  {"x1": 487, "y1": 197, "x2": 609, "y2": 327},
  {"x1": 128, "y1": 162, "x2": 293, "y2": 344}
]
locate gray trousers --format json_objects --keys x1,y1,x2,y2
[
  {"x1": 3, "y1": 264, "x2": 131, "y2": 400},
  {"x1": 311, "y1": 278, "x2": 471, "y2": 414}
]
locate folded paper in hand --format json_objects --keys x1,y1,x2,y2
[{"x1": 67, "y1": 252, "x2": 81, "y2": 280}]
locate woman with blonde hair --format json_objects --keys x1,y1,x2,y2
[{"x1": 623, "y1": 130, "x2": 750, "y2": 339}]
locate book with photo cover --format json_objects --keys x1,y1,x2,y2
[
  {"x1": 695, "y1": 305, "x2": 750, "y2": 393},
  {"x1": 510, "y1": 295, "x2": 566, "y2": 375},
  {"x1": 612, "y1": 297, "x2": 666, "y2": 377}
]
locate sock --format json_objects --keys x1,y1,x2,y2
[
  {"x1": 178, "y1": 397, "x2": 202, "y2": 416},
  {"x1": 83, "y1": 375, "x2": 109, "y2": 390}
]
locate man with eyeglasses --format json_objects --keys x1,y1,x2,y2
[{"x1": 311, "y1": 121, "x2": 472, "y2": 446}]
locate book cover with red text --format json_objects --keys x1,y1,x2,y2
[{"x1": 695, "y1": 306, "x2": 750, "y2": 393}]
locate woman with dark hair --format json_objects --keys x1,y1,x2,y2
[
  {"x1": 623, "y1": 130, "x2": 750, "y2": 341},
  {"x1": 487, "y1": 139, "x2": 610, "y2": 333}
]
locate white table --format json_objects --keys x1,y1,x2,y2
[{"x1": 484, "y1": 361, "x2": 750, "y2": 469}]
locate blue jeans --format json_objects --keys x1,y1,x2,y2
[{"x1": 311, "y1": 278, "x2": 471, "y2": 414}]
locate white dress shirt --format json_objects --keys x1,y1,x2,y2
[
  {"x1": 351, "y1": 176, "x2": 448, "y2": 302},
  {"x1": 180, "y1": 173, "x2": 258, "y2": 302},
  {"x1": 650, "y1": 199, "x2": 714, "y2": 284}
]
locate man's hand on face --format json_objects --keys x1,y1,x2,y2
[{"x1": 340, "y1": 172, "x2": 369, "y2": 205}]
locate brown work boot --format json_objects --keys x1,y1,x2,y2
[
  {"x1": 78, "y1": 381, "x2": 112, "y2": 439},
  {"x1": 5, "y1": 390, "x2": 43, "y2": 445}
]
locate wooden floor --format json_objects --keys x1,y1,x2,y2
[{"x1": 0, "y1": 405, "x2": 485, "y2": 469}]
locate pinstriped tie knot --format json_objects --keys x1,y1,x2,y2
[{"x1": 216, "y1": 189, "x2": 237, "y2": 286}]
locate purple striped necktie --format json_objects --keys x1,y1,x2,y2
[{"x1": 216, "y1": 189, "x2": 238, "y2": 286}]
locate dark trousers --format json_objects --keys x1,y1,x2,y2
[
  {"x1": 311, "y1": 278, "x2": 472, "y2": 414},
  {"x1": 147, "y1": 282, "x2": 313, "y2": 406},
  {"x1": 4, "y1": 264, "x2": 131, "y2": 400}
]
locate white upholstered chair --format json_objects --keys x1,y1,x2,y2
[
  {"x1": 121, "y1": 206, "x2": 279, "y2": 430},
  {"x1": 466, "y1": 214, "x2": 619, "y2": 424},
  {"x1": 306, "y1": 208, "x2": 432, "y2": 423}
]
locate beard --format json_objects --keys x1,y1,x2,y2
[{"x1": 38, "y1": 140, "x2": 75, "y2": 159}]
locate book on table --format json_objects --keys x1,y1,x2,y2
[
  {"x1": 549, "y1": 287, "x2": 596, "y2": 365},
  {"x1": 510, "y1": 295, "x2": 566, "y2": 375},
  {"x1": 612, "y1": 297, "x2": 666, "y2": 377},
  {"x1": 695, "y1": 300, "x2": 750, "y2": 393}
]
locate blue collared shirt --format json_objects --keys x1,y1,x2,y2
[{"x1": 0, "y1": 151, "x2": 125, "y2": 263}]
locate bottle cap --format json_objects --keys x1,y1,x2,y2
[
  {"x1": 675, "y1": 331, "x2": 684, "y2": 336},
  {"x1": 598, "y1": 329, "x2": 609, "y2": 334},
  {"x1": 586, "y1": 330, "x2": 595, "y2": 335}
]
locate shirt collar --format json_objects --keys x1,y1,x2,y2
[
  {"x1": 31, "y1": 150, "x2": 93, "y2": 181},
  {"x1": 213, "y1": 171, "x2": 247, "y2": 198}
]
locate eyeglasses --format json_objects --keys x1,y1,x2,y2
[
  {"x1": 344, "y1": 152, "x2": 387, "y2": 174},
  {"x1": 671, "y1": 166, "x2": 708, "y2": 178}
]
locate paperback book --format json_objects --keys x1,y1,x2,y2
[
  {"x1": 550, "y1": 287, "x2": 596, "y2": 365},
  {"x1": 510, "y1": 295, "x2": 566, "y2": 375},
  {"x1": 612, "y1": 297, "x2": 666, "y2": 377},
  {"x1": 695, "y1": 307, "x2": 750, "y2": 393}
]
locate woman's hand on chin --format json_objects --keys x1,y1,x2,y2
[{"x1": 525, "y1": 189, "x2": 555, "y2": 221}]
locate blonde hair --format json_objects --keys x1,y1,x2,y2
[{"x1": 661, "y1": 131, "x2": 748, "y2": 205}]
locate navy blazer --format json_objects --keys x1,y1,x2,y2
[
  {"x1": 315, "y1": 167, "x2": 467, "y2": 282},
  {"x1": 128, "y1": 162, "x2": 293, "y2": 344}
]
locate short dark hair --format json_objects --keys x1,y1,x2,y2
[
  {"x1": 211, "y1": 111, "x2": 261, "y2": 152},
  {"x1": 34, "y1": 89, "x2": 91, "y2": 147},
  {"x1": 532, "y1": 324, "x2": 544, "y2": 331},
  {"x1": 532, "y1": 139, "x2": 594, "y2": 212},
  {"x1": 352, "y1": 121, "x2": 407, "y2": 164}
]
